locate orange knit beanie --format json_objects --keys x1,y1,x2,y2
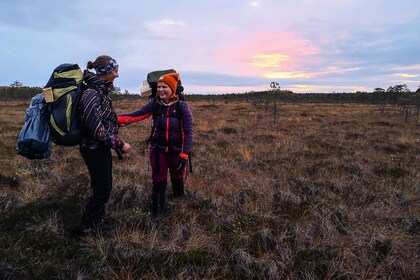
[{"x1": 158, "y1": 73, "x2": 179, "y2": 94}]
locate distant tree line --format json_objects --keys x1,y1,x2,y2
[
  {"x1": 187, "y1": 83, "x2": 420, "y2": 106},
  {"x1": 0, "y1": 85, "x2": 42, "y2": 100},
  {"x1": 187, "y1": 89, "x2": 420, "y2": 106},
  {"x1": 0, "y1": 83, "x2": 141, "y2": 102},
  {"x1": 1, "y1": 81, "x2": 419, "y2": 106}
]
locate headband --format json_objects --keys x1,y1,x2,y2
[{"x1": 95, "y1": 59, "x2": 119, "y2": 75}]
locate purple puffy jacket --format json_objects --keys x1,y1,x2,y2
[{"x1": 118, "y1": 98, "x2": 193, "y2": 157}]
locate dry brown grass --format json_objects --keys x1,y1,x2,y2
[{"x1": 0, "y1": 99, "x2": 419, "y2": 279}]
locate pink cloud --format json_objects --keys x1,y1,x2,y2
[{"x1": 216, "y1": 32, "x2": 319, "y2": 76}]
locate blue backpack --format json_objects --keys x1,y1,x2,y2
[{"x1": 16, "y1": 93, "x2": 52, "y2": 159}]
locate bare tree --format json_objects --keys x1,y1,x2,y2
[
  {"x1": 10, "y1": 81, "x2": 23, "y2": 88},
  {"x1": 269, "y1": 82, "x2": 280, "y2": 91},
  {"x1": 373, "y1": 87, "x2": 385, "y2": 93},
  {"x1": 387, "y1": 84, "x2": 410, "y2": 93}
]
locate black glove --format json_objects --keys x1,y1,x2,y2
[
  {"x1": 115, "y1": 147, "x2": 123, "y2": 160},
  {"x1": 176, "y1": 158, "x2": 187, "y2": 170}
]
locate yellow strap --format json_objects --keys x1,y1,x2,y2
[
  {"x1": 53, "y1": 85, "x2": 77, "y2": 101},
  {"x1": 50, "y1": 115, "x2": 65, "y2": 136},
  {"x1": 54, "y1": 69, "x2": 83, "y2": 83},
  {"x1": 66, "y1": 94, "x2": 72, "y2": 130}
]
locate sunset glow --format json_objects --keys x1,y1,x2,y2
[
  {"x1": 1, "y1": 1, "x2": 419, "y2": 94},
  {"x1": 250, "y1": 54, "x2": 290, "y2": 68},
  {"x1": 264, "y1": 72, "x2": 312, "y2": 79}
]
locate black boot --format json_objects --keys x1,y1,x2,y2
[
  {"x1": 172, "y1": 179, "x2": 185, "y2": 197},
  {"x1": 79, "y1": 205, "x2": 105, "y2": 235},
  {"x1": 152, "y1": 182, "x2": 166, "y2": 216}
]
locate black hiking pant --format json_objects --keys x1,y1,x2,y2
[{"x1": 80, "y1": 147, "x2": 113, "y2": 225}]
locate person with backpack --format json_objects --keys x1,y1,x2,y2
[
  {"x1": 78, "y1": 55, "x2": 132, "y2": 234},
  {"x1": 117, "y1": 72, "x2": 193, "y2": 216}
]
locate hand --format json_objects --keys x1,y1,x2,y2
[
  {"x1": 122, "y1": 142, "x2": 132, "y2": 154},
  {"x1": 176, "y1": 157, "x2": 187, "y2": 170}
]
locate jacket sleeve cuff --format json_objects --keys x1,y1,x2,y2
[
  {"x1": 179, "y1": 153, "x2": 189, "y2": 160},
  {"x1": 117, "y1": 115, "x2": 132, "y2": 125}
]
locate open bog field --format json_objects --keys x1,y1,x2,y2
[{"x1": 0, "y1": 99, "x2": 419, "y2": 279}]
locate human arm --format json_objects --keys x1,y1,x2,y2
[
  {"x1": 81, "y1": 90, "x2": 125, "y2": 150},
  {"x1": 179, "y1": 101, "x2": 193, "y2": 159},
  {"x1": 117, "y1": 99, "x2": 154, "y2": 126}
]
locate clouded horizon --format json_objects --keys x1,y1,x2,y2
[{"x1": 1, "y1": 0, "x2": 419, "y2": 94}]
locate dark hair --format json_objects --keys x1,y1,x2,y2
[{"x1": 86, "y1": 55, "x2": 113, "y2": 70}]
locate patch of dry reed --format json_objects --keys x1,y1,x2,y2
[{"x1": 0, "y1": 100, "x2": 419, "y2": 279}]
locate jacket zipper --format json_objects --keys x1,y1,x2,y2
[{"x1": 165, "y1": 107, "x2": 170, "y2": 153}]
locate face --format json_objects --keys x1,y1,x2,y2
[
  {"x1": 101, "y1": 67, "x2": 119, "y2": 83},
  {"x1": 157, "y1": 82, "x2": 174, "y2": 103}
]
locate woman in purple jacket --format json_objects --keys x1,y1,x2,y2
[{"x1": 118, "y1": 72, "x2": 193, "y2": 216}]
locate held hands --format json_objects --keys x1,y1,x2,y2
[
  {"x1": 118, "y1": 120, "x2": 131, "y2": 127},
  {"x1": 117, "y1": 116, "x2": 132, "y2": 127}
]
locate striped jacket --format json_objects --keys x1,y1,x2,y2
[{"x1": 79, "y1": 70, "x2": 124, "y2": 151}]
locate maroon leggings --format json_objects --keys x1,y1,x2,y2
[{"x1": 150, "y1": 146, "x2": 184, "y2": 184}]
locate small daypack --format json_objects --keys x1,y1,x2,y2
[
  {"x1": 44, "y1": 63, "x2": 85, "y2": 146},
  {"x1": 16, "y1": 93, "x2": 52, "y2": 159}
]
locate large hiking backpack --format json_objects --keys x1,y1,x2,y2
[
  {"x1": 140, "y1": 69, "x2": 185, "y2": 101},
  {"x1": 44, "y1": 63, "x2": 85, "y2": 146},
  {"x1": 16, "y1": 63, "x2": 84, "y2": 159}
]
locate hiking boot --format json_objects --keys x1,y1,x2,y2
[
  {"x1": 74, "y1": 206, "x2": 105, "y2": 236},
  {"x1": 70, "y1": 221, "x2": 102, "y2": 238},
  {"x1": 172, "y1": 179, "x2": 185, "y2": 197},
  {"x1": 152, "y1": 182, "x2": 166, "y2": 217}
]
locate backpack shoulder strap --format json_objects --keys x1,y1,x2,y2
[
  {"x1": 177, "y1": 100, "x2": 184, "y2": 120},
  {"x1": 152, "y1": 98, "x2": 158, "y2": 120},
  {"x1": 148, "y1": 99, "x2": 158, "y2": 145}
]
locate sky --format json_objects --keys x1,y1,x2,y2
[{"x1": 1, "y1": 0, "x2": 419, "y2": 95}]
